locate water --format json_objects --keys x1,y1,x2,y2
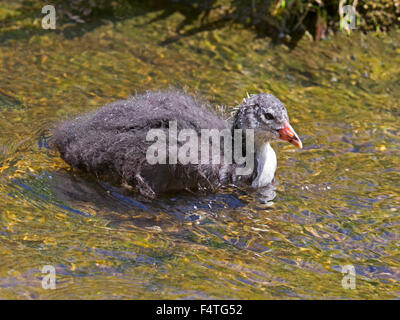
[{"x1": 0, "y1": 3, "x2": 399, "y2": 299}]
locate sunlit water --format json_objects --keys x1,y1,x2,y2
[{"x1": 0, "y1": 3, "x2": 399, "y2": 299}]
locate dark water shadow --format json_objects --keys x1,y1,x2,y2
[
  {"x1": 0, "y1": 0, "x2": 310, "y2": 48},
  {"x1": 37, "y1": 167, "x2": 282, "y2": 256},
  {"x1": 42, "y1": 168, "x2": 250, "y2": 228}
]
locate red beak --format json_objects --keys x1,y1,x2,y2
[{"x1": 279, "y1": 121, "x2": 303, "y2": 149}]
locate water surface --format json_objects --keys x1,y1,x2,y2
[{"x1": 0, "y1": 3, "x2": 399, "y2": 299}]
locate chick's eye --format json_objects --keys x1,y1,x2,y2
[{"x1": 264, "y1": 113, "x2": 274, "y2": 120}]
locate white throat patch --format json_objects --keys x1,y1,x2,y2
[{"x1": 252, "y1": 142, "x2": 277, "y2": 188}]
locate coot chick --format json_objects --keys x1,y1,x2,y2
[{"x1": 50, "y1": 90, "x2": 302, "y2": 198}]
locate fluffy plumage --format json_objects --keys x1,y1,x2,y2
[{"x1": 50, "y1": 90, "x2": 300, "y2": 198}]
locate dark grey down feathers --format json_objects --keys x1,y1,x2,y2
[{"x1": 50, "y1": 90, "x2": 243, "y2": 198}]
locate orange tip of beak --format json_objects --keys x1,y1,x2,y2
[{"x1": 279, "y1": 121, "x2": 303, "y2": 149}]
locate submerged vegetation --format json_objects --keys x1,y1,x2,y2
[{"x1": 1, "y1": 1, "x2": 399, "y2": 47}]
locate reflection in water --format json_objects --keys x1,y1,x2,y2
[
  {"x1": 0, "y1": 3, "x2": 399, "y2": 299},
  {"x1": 44, "y1": 169, "x2": 248, "y2": 227},
  {"x1": 257, "y1": 184, "x2": 277, "y2": 204}
]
